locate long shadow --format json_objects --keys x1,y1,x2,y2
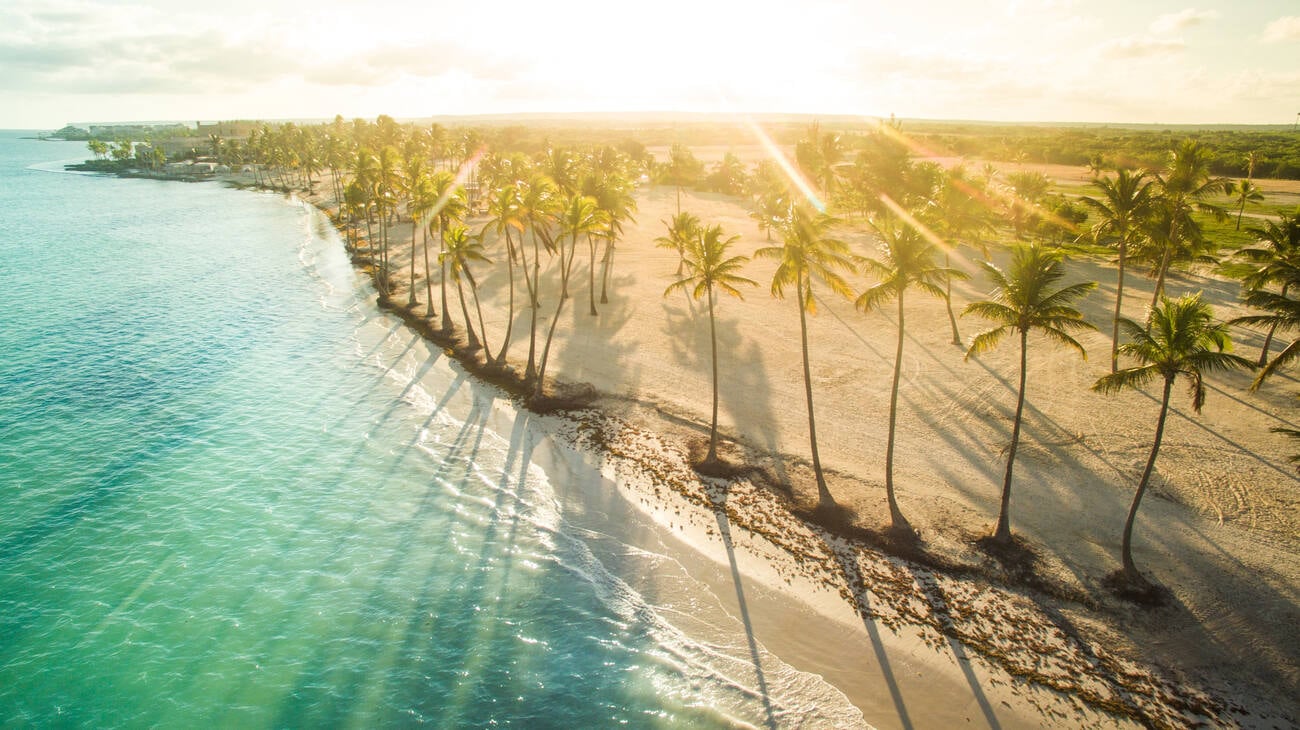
[
  {"x1": 829, "y1": 545, "x2": 915, "y2": 730},
  {"x1": 709, "y1": 488, "x2": 778, "y2": 730},
  {"x1": 913, "y1": 573, "x2": 1002, "y2": 729}
]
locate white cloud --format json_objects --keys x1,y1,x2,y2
[
  {"x1": 1149, "y1": 8, "x2": 1219, "y2": 35},
  {"x1": 1262, "y1": 16, "x2": 1300, "y2": 44},
  {"x1": 1098, "y1": 36, "x2": 1186, "y2": 59}
]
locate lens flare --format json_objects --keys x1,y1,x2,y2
[{"x1": 743, "y1": 117, "x2": 825, "y2": 213}]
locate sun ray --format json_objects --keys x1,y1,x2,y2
[{"x1": 742, "y1": 117, "x2": 825, "y2": 213}]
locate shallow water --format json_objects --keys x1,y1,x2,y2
[{"x1": 0, "y1": 133, "x2": 864, "y2": 728}]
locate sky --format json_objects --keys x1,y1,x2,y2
[{"x1": 1, "y1": 0, "x2": 1298, "y2": 129}]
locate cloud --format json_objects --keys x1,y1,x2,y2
[
  {"x1": 1098, "y1": 36, "x2": 1186, "y2": 59},
  {"x1": 1149, "y1": 8, "x2": 1218, "y2": 34},
  {"x1": 1262, "y1": 16, "x2": 1300, "y2": 43}
]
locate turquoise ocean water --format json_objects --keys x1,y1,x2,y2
[{"x1": 0, "y1": 132, "x2": 862, "y2": 728}]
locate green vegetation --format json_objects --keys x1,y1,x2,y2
[{"x1": 135, "y1": 113, "x2": 1299, "y2": 597}]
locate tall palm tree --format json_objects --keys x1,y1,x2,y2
[
  {"x1": 858, "y1": 214, "x2": 965, "y2": 532},
  {"x1": 440, "y1": 225, "x2": 492, "y2": 356},
  {"x1": 1093, "y1": 294, "x2": 1252, "y2": 584},
  {"x1": 404, "y1": 157, "x2": 430, "y2": 308},
  {"x1": 535, "y1": 195, "x2": 607, "y2": 398},
  {"x1": 655, "y1": 211, "x2": 701, "y2": 277},
  {"x1": 664, "y1": 224, "x2": 756, "y2": 468},
  {"x1": 964, "y1": 245, "x2": 1097, "y2": 545},
  {"x1": 1147, "y1": 140, "x2": 1230, "y2": 307},
  {"x1": 1225, "y1": 213, "x2": 1300, "y2": 365},
  {"x1": 926, "y1": 166, "x2": 993, "y2": 346},
  {"x1": 754, "y1": 204, "x2": 856, "y2": 507},
  {"x1": 1080, "y1": 168, "x2": 1155, "y2": 373},
  {"x1": 485, "y1": 183, "x2": 524, "y2": 366},
  {"x1": 519, "y1": 174, "x2": 560, "y2": 381},
  {"x1": 429, "y1": 170, "x2": 467, "y2": 330},
  {"x1": 1230, "y1": 179, "x2": 1265, "y2": 231}
]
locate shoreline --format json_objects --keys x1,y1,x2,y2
[
  {"x1": 93, "y1": 165, "x2": 1300, "y2": 726},
  {"x1": 280, "y1": 182, "x2": 1280, "y2": 728}
]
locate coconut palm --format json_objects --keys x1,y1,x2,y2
[
  {"x1": 429, "y1": 170, "x2": 468, "y2": 330},
  {"x1": 926, "y1": 166, "x2": 993, "y2": 346},
  {"x1": 535, "y1": 195, "x2": 607, "y2": 398},
  {"x1": 440, "y1": 225, "x2": 492, "y2": 356},
  {"x1": 1234, "y1": 288, "x2": 1300, "y2": 389},
  {"x1": 964, "y1": 245, "x2": 1097, "y2": 545},
  {"x1": 664, "y1": 224, "x2": 756, "y2": 467},
  {"x1": 1147, "y1": 140, "x2": 1230, "y2": 307},
  {"x1": 656, "y1": 211, "x2": 702, "y2": 277},
  {"x1": 485, "y1": 183, "x2": 524, "y2": 366},
  {"x1": 858, "y1": 214, "x2": 966, "y2": 532},
  {"x1": 1080, "y1": 168, "x2": 1155, "y2": 373},
  {"x1": 404, "y1": 157, "x2": 430, "y2": 307},
  {"x1": 1093, "y1": 294, "x2": 1252, "y2": 584},
  {"x1": 519, "y1": 174, "x2": 561, "y2": 381},
  {"x1": 754, "y1": 204, "x2": 856, "y2": 507},
  {"x1": 1230, "y1": 179, "x2": 1265, "y2": 231},
  {"x1": 1225, "y1": 213, "x2": 1300, "y2": 366}
]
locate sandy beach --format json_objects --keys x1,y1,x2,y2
[{"x1": 289, "y1": 165, "x2": 1299, "y2": 728}]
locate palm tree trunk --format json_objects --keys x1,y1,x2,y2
[
  {"x1": 1111, "y1": 241, "x2": 1127, "y2": 373},
  {"x1": 1259, "y1": 283, "x2": 1288, "y2": 366},
  {"x1": 494, "y1": 231, "x2": 516, "y2": 365},
  {"x1": 993, "y1": 329, "x2": 1029, "y2": 544},
  {"x1": 1122, "y1": 377, "x2": 1173, "y2": 581},
  {"x1": 588, "y1": 237, "x2": 598, "y2": 316},
  {"x1": 439, "y1": 219, "x2": 453, "y2": 333},
  {"x1": 456, "y1": 275, "x2": 479, "y2": 351},
  {"x1": 466, "y1": 269, "x2": 492, "y2": 363},
  {"x1": 407, "y1": 215, "x2": 418, "y2": 307},
  {"x1": 422, "y1": 224, "x2": 437, "y2": 319},
  {"x1": 885, "y1": 292, "x2": 909, "y2": 530},
  {"x1": 535, "y1": 234, "x2": 580, "y2": 397},
  {"x1": 705, "y1": 288, "x2": 720, "y2": 465},
  {"x1": 1236, "y1": 198, "x2": 1245, "y2": 231},
  {"x1": 523, "y1": 231, "x2": 540, "y2": 381},
  {"x1": 600, "y1": 236, "x2": 614, "y2": 304},
  {"x1": 798, "y1": 277, "x2": 834, "y2": 507},
  {"x1": 943, "y1": 253, "x2": 962, "y2": 346},
  {"x1": 1150, "y1": 245, "x2": 1172, "y2": 310}
]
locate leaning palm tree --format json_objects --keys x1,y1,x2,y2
[
  {"x1": 485, "y1": 183, "x2": 524, "y2": 366},
  {"x1": 1080, "y1": 168, "x2": 1155, "y2": 373},
  {"x1": 655, "y1": 211, "x2": 701, "y2": 277},
  {"x1": 429, "y1": 170, "x2": 468, "y2": 330},
  {"x1": 535, "y1": 195, "x2": 607, "y2": 398},
  {"x1": 1093, "y1": 294, "x2": 1253, "y2": 586},
  {"x1": 440, "y1": 225, "x2": 492, "y2": 356},
  {"x1": 926, "y1": 165, "x2": 993, "y2": 345},
  {"x1": 964, "y1": 245, "x2": 1097, "y2": 545},
  {"x1": 1224, "y1": 213, "x2": 1300, "y2": 365},
  {"x1": 664, "y1": 224, "x2": 756, "y2": 468},
  {"x1": 1232, "y1": 288, "x2": 1300, "y2": 390},
  {"x1": 1147, "y1": 140, "x2": 1230, "y2": 307},
  {"x1": 858, "y1": 214, "x2": 965, "y2": 532},
  {"x1": 754, "y1": 203, "x2": 856, "y2": 508}
]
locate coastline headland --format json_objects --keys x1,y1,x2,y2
[{"x1": 79, "y1": 143, "x2": 1300, "y2": 727}]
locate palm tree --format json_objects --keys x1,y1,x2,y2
[
  {"x1": 440, "y1": 225, "x2": 492, "y2": 356},
  {"x1": 1225, "y1": 213, "x2": 1300, "y2": 366},
  {"x1": 535, "y1": 195, "x2": 607, "y2": 398},
  {"x1": 858, "y1": 214, "x2": 965, "y2": 532},
  {"x1": 1230, "y1": 179, "x2": 1265, "y2": 231},
  {"x1": 665, "y1": 144, "x2": 702, "y2": 215},
  {"x1": 1093, "y1": 294, "x2": 1253, "y2": 585},
  {"x1": 664, "y1": 224, "x2": 756, "y2": 468},
  {"x1": 1234, "y1": 288, "x2": 1300, "y2": 389},
  {"x1": 964, "y1": 245, "x2": 1097, "y2": 545},
  {"x1": 519, "y1": 174, "x2": 560, "y2": 381},
  {"x1": 429, "y1": 170, "x2": 468, "y2": 330},
  {"x1": 655, "y1": 211, "x2": 701, "y2": 277},
  {"x1": 926, "y1": 166, "x2": 993, "y2": 346},
  {"x1": 1080, "y1": 168, "x2": 1155, "y2": 373},
  {"x1": 1147, "y1": 140, "x2": 1230, "y2": 307},
  {"x1": 404, "y1": 157, "x2": 430, "y2": 308},
  {"x1": 485, "y1": 183, "x2": 524, "y2": 366},
  {"x1": 754, "y1": 204, "x2": 856, "y2": 507}
]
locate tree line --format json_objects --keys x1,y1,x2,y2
[{"x1": 175, "y1": 115, "x2": 1300, "y2": 596}]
